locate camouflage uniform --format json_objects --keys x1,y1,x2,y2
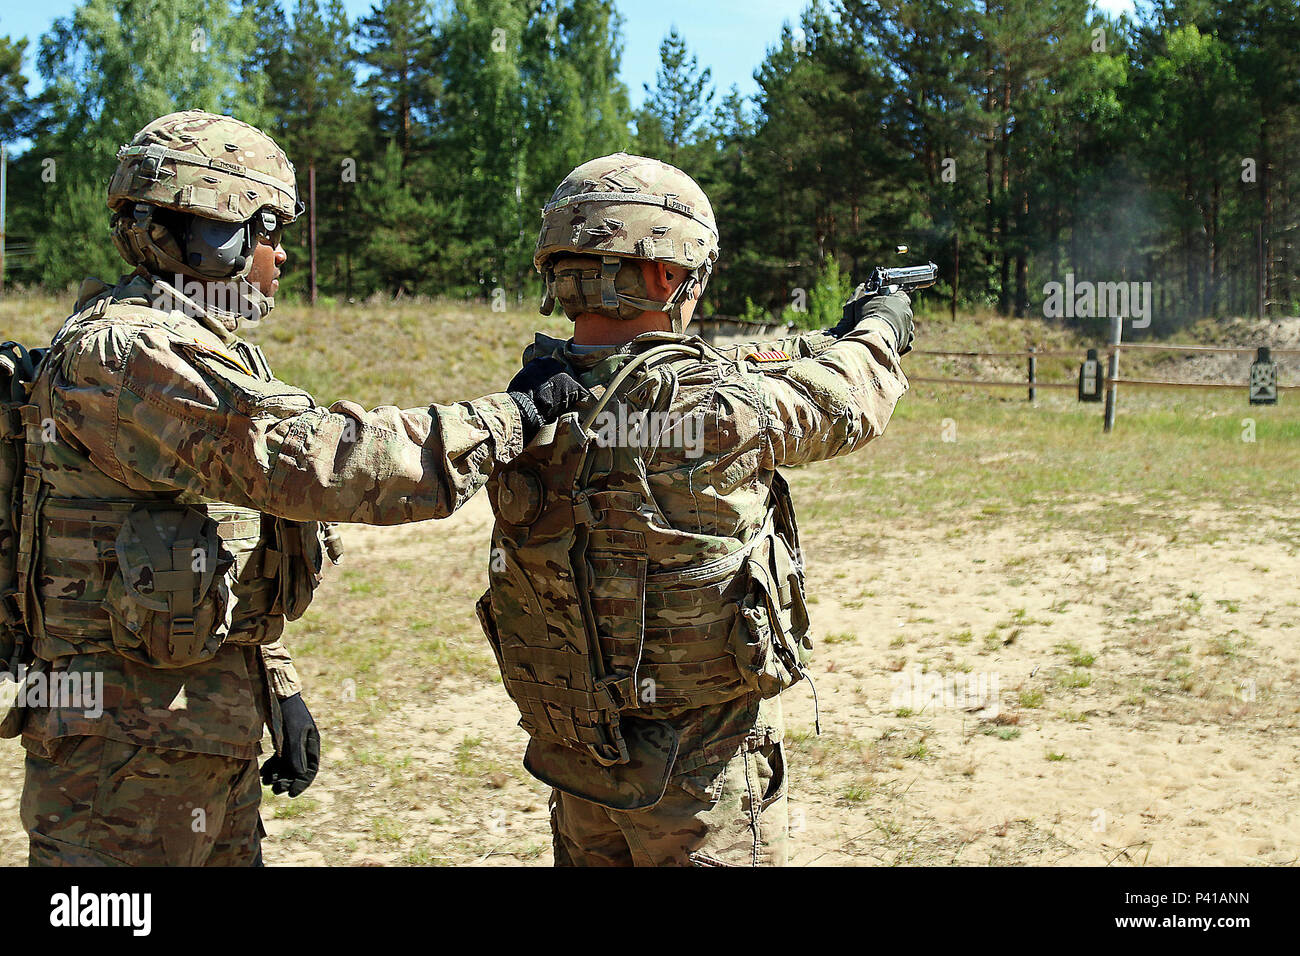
[
  {"x1": 478, "y1": 153, "x2": 910, "y2": 866},
  {"x1": 13, "y1": 112, "x2": 525, "y2": 866}
]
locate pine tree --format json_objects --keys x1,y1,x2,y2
[
  {"x1": 267, "y1": 0, "x2": 366, "y2": 299},
  {"x1": 19, "y1": 0, "x2": 268, "y2": 289},
  {"x1": 636, "y1": 27, "x2": 713, "y2": 166},
  {"x1": 0, "y1": 35, "x2": 33, "y2": 142},
  {"x1": 356, "y1": 0, "x2": 436, "y2": 160}
]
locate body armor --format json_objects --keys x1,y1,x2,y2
[
  {"x1": 17, "y1": 294, "x2": 328, "y2": 677},
  {"x1": 478, "y1": 343, "x2": 812, "y2": 809}
]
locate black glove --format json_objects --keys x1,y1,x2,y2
[
  {"x1": 841, "y1": 287, "x2": 915, "y2": 355},
  {"x1": 507, "y1": 357, "x2": 593, "y2": 442},
  {"x1": 261, "y1": 693, "x2": 320, "y2": 798}
]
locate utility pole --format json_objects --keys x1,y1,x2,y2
[
  {"x1": 309, "y1": 163, "x2": 318, "y2": 306},
  {"x1": 951, "y1": 231, "x2": 959, "y2": 322},
  {"x1": 1103, "y1": 314, "x2": 1122, "y2": 433},
  {"x1": 1, "y1": 142, "x2": 7, "y2": 301}
]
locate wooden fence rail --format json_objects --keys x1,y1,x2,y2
[{"x1": 907, "y1": 339, "x2": 1292, "y2": 431}]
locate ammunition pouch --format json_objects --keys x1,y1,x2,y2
[
  {"x1": 104, "y1": 505, "x2": 235, "y2": 668},
  {"x1": 729, "y1": 512, "x2": 812, "y2": 698},
  {"x1": 36, "y1": 499, "x2": 316, "y2": 668},
  {"x1": 263, "y1": 517, "x2": 329, "y2": 622}
]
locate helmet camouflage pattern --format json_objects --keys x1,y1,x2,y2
[
  {"x1": 108, "y1": 110, "x2": 302, "y2": 288},
  {"x1": 109, "y1": 110, "x2": 301, "y2": 225},
  {"x1": 534, "y1": 153, "x2": 719, "y2": 327}
]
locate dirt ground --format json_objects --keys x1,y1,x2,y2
[{"x1": 4, "y1": 479, "x2": 1290, "y2": 867}]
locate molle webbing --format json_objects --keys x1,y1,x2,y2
[
  {"x1": 573, "y1": 341, "x2": 749, "y2": 715},
  {"x1": 489, "y1": 342, "x2": 759, "y2": 745},
  {"x1": 583, "y1": 490, "x2": 756, "y2": 715},
  {"x1": 36, "y1": 498, "x2": 270, "y2": 654}
]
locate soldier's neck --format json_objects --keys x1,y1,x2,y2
[{"x1": 573, "y1": 311, "x2": 686, "y2": 346}]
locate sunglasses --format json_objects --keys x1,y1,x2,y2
[{"x1": 251, "y1": 209, "x2": 289, "y2": 247}]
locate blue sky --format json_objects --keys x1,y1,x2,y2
[{"x1": 2, "y1": 0, "x2": 1138, "y2": 106}]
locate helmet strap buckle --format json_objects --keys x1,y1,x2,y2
[
  {"x1": 540, "y1": 267, "x2": 557, "y2": 316},
  {"x1": 599, "y1": 256, "x2": 620, "y2": 310}
]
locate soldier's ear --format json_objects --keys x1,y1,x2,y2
[{"x1": 641, "y1": 260, "x2": 674, "y2": 299}]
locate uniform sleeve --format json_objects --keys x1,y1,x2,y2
[
  {"x1": 259, "y1": 639, "x2": 302, "y2": 699},
  {"x1": 51, "y1": 324, "x2": 524, "y2": 524},
  {"x1": 710, "y1": 327, "x2": 838, "y2": 363},
  {"x1": 754, "y1": 292, "x2": 910, "y2": 468}
]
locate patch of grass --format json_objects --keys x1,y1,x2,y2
[
  {"x1": 841, "y1": 782, "x2": 872, "y2": 803},
  {"x1": 1019, "y1": 689, "x2": 1044, "y2": 708},
  {"x1": 904, "y1": 739, "x2": 931, "y2": 760},
  {"x1": 371, "y1": 816, "x2": 406, "y2": 844},
  {"x1": 1208, "y1": 632, "x2": 1244, "y2": 658},
  {"x1": 400, "y1": 846, "x2": 443, "y2": 866},
  {"x1": 824, "y1": 631, "x2": 858, "y2": 645},
  {"x1": 1058, "y1": 669, "x2": 1093, "y2": 689},
  {"x1": 983, "y1": 726, "x2": 1021, "y2": 741},
  {"x1": 1056, "y1": 641, "x2": 1096, "y2": 668},
  {"x1": 270, "y1": 796, "x2": 321, "y2": 820},
  {"x1": 454, "y1": 735, "x2": 485, "y2": 775}
]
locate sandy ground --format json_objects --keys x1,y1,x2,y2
[{"x1": 0, "y1": 490, "x2": 1295, "y2": 867}]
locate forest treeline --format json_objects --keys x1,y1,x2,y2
[{"x1": 0, "y1": 0, "x2": 1297, "y2": 330}]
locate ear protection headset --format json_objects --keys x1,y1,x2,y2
[{"x1": 126, "y1": 204, "x2": 283, "y2": 281}]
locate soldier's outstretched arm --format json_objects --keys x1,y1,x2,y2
[
  {"x1": 755, "y1": 291, "x2": 911, "y2": 468},
  {"x1": 712, "y1": 328, "x2": 838, "y2": 363},
  {"x1": 49, "y1": 326, "x2": 539, "y2": 523}
]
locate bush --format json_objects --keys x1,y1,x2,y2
[{"x1": 784, "y1": 255, "x2": 855, "y2": 331}]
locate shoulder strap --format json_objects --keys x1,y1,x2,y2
[{"x1": 579, "y1": 342, "x2": 707, "y2": 433}]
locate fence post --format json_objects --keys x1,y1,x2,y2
[
  {"x1": 1103, "y1": 315, "x2": 1122, "y2": 432},
  {"x1": 1027, "y1": 347, "x2": 1037, "y2": 402}
]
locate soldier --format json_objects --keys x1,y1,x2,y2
[
  {"x1": 8, "y1": 110, "x2": 587, "y2": 866},
  {"x1": 477, "y1": 152, "x2": 914, "y2": 866}
]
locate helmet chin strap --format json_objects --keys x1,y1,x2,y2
[
  {"x1": 614, "y1": 263, "x2": 710, "y2": 334},
  {"x1": 236, "y1": 276, "x2": 273, "y2": 324},
  {"x1": 116, "y1": 204, "x2": 276, "y2": 331}
]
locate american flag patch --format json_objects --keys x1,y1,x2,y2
[{"x1": 745, "y1": 350, "x2": 790, "y2": 363}]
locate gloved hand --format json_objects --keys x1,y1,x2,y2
[
  {"x1": 508, "y1": 357, "x2": 593, "y2": 442},
  {"x1": 841, "y1": 287, "x2": 915, "y2": 355},
  {"x1": 261, "y1": 693, "x2": 320, "y2": 798}
]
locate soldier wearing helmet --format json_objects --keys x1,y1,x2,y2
[
  {"x1": 11, "y1": 110, "x2": 588, "y2": 866},
  {"x1": 477, "y1": 152, "x2": 915, "y2": 865}
]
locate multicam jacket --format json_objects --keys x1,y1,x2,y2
[
  {"x1": 477, "y1": 291, "x2": 910, "y2": 809},
  {"x1": 17, "y1": 271, "x2": 522, "y2": 759}
]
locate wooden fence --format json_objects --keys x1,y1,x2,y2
[
  {"x1": 693, "y1": 315, "x2": 1298, "y2": 431},
  {"x1": 910, "y1": 342, "x2": 1300, "y2": 431}
]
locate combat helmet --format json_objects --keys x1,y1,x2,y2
[
  {"x1": 108, "y1": 110, "x2": 304, "y2": 317},
  {"x1": 534, "y1": 153, "x2": 719, "y2": 332}
]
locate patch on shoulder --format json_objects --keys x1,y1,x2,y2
[
  {"x1": 177, "y1": 340, "x2": 253, "y2": 377},
  {"x1": 745, "y1": 349, "x2": 791, "y2": 364}
]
